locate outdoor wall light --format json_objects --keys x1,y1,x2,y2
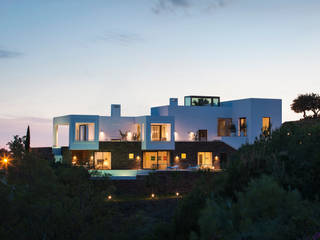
[
  {"x1": 107, "y1": 195, "x2": 112, "y2": 200},
  {"x1": 176, "y1": 192, "x2": 180, "y2": 197},
  {"x1": 151, "y1": 193, "x2": 155, "y2": 198}
]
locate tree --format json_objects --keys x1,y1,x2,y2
[
  {"x1": 309, "y1": 93, "x2": 320, "y2": 118},
  {"x1": 25, "y1": 126, "x2": 30, "y2": 153},
  {"x1": 7, "y1": 135, "x2": 25, "y2": 160},
  {"x1": 291, "y1": 94, "x2": 311, "y2": 118},
  {"x1": 291, "y1": 93, "x2": 320, "y2": 118},
  {"x1": 192, "y1": 99, "x2": 210, "y2": 106}
]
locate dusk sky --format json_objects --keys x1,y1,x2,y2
[{"x1": 1, "y1": 0, "x2": 320, "y2": 148}]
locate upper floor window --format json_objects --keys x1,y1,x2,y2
[
  {"x1": 198, "y1": 129, "x2": 208, "y2": 141},
  {"x1": 238, "y1": 118, "x2": 247, "y2": 136},
  {"x1": 151, "y1": 123, "x2": 171, "y2": 141},
  {"x1": 75, "y1": 123, "x2": 95, "y2": 141},
  {"x1": 218, "y1": 118, "x2": 232, "y2": 137},
  {"x1": 262, "y1": 117, "x2": 271, "y2": 135},
  {"x1": 184, "y1": 96, "x2": 220, "y2": 107}
]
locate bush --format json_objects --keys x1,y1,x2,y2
[{"x1": 195, "y1": 175, "x2": 320, "y2": 240}]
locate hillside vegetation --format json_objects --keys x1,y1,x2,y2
[{"x1": 1, "y1": 119, "x2": 320, "y2": 239}]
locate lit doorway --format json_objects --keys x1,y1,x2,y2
[{"x1": 197, "y1": 152, "x2": 213, "y2": 169}]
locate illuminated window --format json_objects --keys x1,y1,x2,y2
[
  {"x1": 262, "y1": 117, "x2": 271, "y2": 135},
  {"x1": 238, "y1": 118, "x2": 247, "y2": 136},
  {"x1": 151, "y1": 123, "x2": 171, "y2": 141},
  {"x1": 129, "y1": 153, "x2": 134, "y2": 159},
  {"x1": 75, "y1": 123, "x2": 95, "y2": 141},
  {"x1": 135, "y1": 124, "x2": 141, "y2": 141},
  {"x1": 95, "y1": 152, "x2": 111, "y2": 170},
  {"x1": 181, "y1": 153, "x2": 187, "y2": 159},
  {"x1": 218, "y1": 118, "x2": 232, "y2": 136}
]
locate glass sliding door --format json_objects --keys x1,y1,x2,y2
[
  {"x1": 143, "y1": 151, "x2": 170, "y2": 169},
  {"x1": 197, "y1": 152, "x2": 213, "y2": 168},
  {"x1": 151, "y1": 123, "x2": 171, "y2": 141}
]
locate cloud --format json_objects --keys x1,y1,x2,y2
[
  {"x1": 98, "y1": 31, "x2": 143, "y2": 46},
  {"x1": 0, "y1": 49, "x2": 23, "y2": 59},
  {"x1": 152, "y1": 0, "x2": 231, "y2": 14}
]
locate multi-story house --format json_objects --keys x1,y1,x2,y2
[{"x1": 52, "y1": 95, "x2": 281, "y2": 170}]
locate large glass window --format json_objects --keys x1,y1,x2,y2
[
  {"x1": 184, "y1": 96, "x2": 220, "y2": 107},
  {"x1": 143, "y1": 151, "x2": 170, "y2": 169},
  {"x1": 151, "y1": 123, "x2": 171, "y2": 141},
  {"x1": 192, "y1": 97, "x2": 212, "y2": 106},
  {"x1": 218, "y1": 118, "x2": 232, "y2": 136},
  {"x1": 75, "y1": 123, "x2": 95, "y2": 141},
  {"x1": 94, "y1": 152, "x2": 111, "y2": 169}
]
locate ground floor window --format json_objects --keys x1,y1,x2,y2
[
  {"x1": 95, "y1": 152, "x2": 111, "y2": 169},
  {"x1": 143, "y1": 151, "x2": 170, "y2": 170}
]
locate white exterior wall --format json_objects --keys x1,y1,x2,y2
[
  {"x1": 53, "y1": 115, "x2": 99, "y2": 150},
  {"x1": 53, "y1": 97, "x2": 282, "y2": 151},
  {"x1": 151, "y1": 98, "x2": 282, "y2": 149},
  {"x1": 142, "y1": 116, "x2": 175, "y2": 150}
]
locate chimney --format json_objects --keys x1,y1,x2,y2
[
  {"x1": 111, "y1": 104, "x2": 121, "y2": 117},
  {"x1": 169, "y1": 98, "x2": 178, "y2": 107}
]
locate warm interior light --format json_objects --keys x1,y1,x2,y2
[
  {"x1": 103, "y1": 161, "x2": 109, "y2": 166},
  {"x1": 189, "y1": 132, "x2": 195, "y2": 140},
  {"x1": 127, "y1": 131, "x2": 132, "y2": 141}
]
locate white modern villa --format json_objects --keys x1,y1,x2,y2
[{"x1": 52, "y1": 95, "x2": 282, "y2": 171}]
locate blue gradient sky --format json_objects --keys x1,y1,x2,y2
[{"x1": 1, "y1": 0, "x2": 320, "y2": 147}]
